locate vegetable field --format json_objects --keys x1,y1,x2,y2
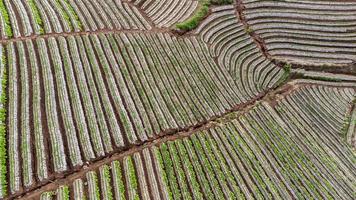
[{"x1": 0, "y1": 0, "x2": 355, "y2": 199}]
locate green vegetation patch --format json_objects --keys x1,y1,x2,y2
[
  {"x1": 175, "y1": 0, "x2": 233, "y2": 32},
  {"x1": 0, "y1": 0, "x2": 13, "y2": 37},
  {"x1": 275, "y1": 64, "x2": 291, "y2": 86}
]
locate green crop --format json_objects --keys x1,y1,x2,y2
[
  {"x1": 0, "y1": 0, "x2": 13, "y2": 37},
  {"x1": 175, "y1": 0, "x2": 233, "y2": 31}
]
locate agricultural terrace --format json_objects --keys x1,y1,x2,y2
[{"x1": 0, "y1": 0, "x2": 354, "y2": 199}]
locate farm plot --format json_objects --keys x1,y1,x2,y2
[
  {"x1": 195, "y1": 5, "x2": 284, "y2": 100},
  {"x1": 242, "y1": 0, "x2": 356, "y2": 65},
  {"x1": 35, "y1": 81, "x2": 356, "y2": 200},
  {"x1": 0, "y1": 0, "x2": 151, "y2": 39},
  {"x1": 4, "y1": 30, "x2": 277, "y2": 196},
  {"x1": 0, "y1": 1, "x2": 355, "y2": 199},
  {"x1": 129, "y1": 0, "x2": 199, "y2": 28}
]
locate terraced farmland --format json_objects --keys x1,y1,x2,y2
[
  {"x1": 242, "y1": 0, "x2": 356, "y2": 66},
  {"x1": 0, "y1": 0, "x2": 355, "y2": 199}
]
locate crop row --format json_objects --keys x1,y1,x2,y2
[
  {"x1": 347, "y1": 105, "x2": 356, "y2": 150},
  {"x1": 129, "y1": 0, "x2": 199, "y2": 28},
  {"x1": 274, "y1": 83, "x2": 356, "y2": 197},
  {"x1": 37, "y1": 81, "x2": 356, "y2": 200},
  {"x1": 40, "y1": 154, "x2": 151, "y2": 200},
  {"x1": 0, "y1": 45, "x2": 6, "y2": 198},
  {"x1": 194, "y1": 5, "x2": 285, "y2": 100},
  {"x1": 5, "y1": 31, "x2": 253, "y2": 195},
  {"x1": 0, "y1": 0, "x2": 151, "y2": 39},
  {"x1": 243, "y1": 0, "x2": 356, "y2": 65}
]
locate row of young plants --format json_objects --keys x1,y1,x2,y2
[
  {"x1": 134, "y1": 0, "x2": 199, "y2": 28},
  {"x1": 0, "y1": 0, "x2": 82, "y2": 38},
  {"x1": 277, "y1": 97, "x2": 353, "y2": 198},
  {"x1": 0, "y1": 0, "x2": 12, "y2": 37},
  {"x1": 243, "y1": 0, "x2": 356, "y2": 65},
  {"x1": 245, "y1": 107, "x2": 328, "y2": 199},
  {"x1": 6, "y1": 32, "x2": 355, "y2": 199},
  {"x1": 4, "y1": 0, "x2": 237, "y2": 40},
  {"x1": 36, "y1": 84, "x2": 356, "y2": 199},
  {"x1": 274, "y1": 85, "x2": 356, "y2": 198},
  {"x1": 39, "y1": 154, "x2": 143, "y2": 200},
  {"x1": 0, "y1": 45, "x2": 7, "y2": 198},
  {"x1": 7, "y1": 43, "x2": 20, "y2": 194},
  {"x1": 195, "y1": 5, "x2": 285, "y2": 100},
  {"x1": 0, "y1": 0, "x2": 153, "y2": 40},
  {"x1": 248, "y1": 96, "x2": 354, "y2": 199}
]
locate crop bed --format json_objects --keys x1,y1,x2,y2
[
  {"x1": 35, "y1": 81, "x2": 355, "y2": 200},
  {"x1": 0, "y1": 0, "x2": 355, "y2": 199},
  {"x1": 242, "y1": 0, "x2": 356, "y2": 65}
]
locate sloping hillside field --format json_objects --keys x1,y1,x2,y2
[{"x1": 0, "y1": 0, "x2": 355, "y2": 199}]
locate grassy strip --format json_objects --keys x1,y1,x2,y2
[
  {"x1": 28, "y1": 0, "x2": 44, "y2": 34},
  {"x1": 0, "y1": 48, "x2": 7, "y2": 196},
  {"x1": 0, "y1": 0, "x2": 12, "y2": 37},
  {"x1": 175, "y1": 0, "x2": 233, "y2": 31}
]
